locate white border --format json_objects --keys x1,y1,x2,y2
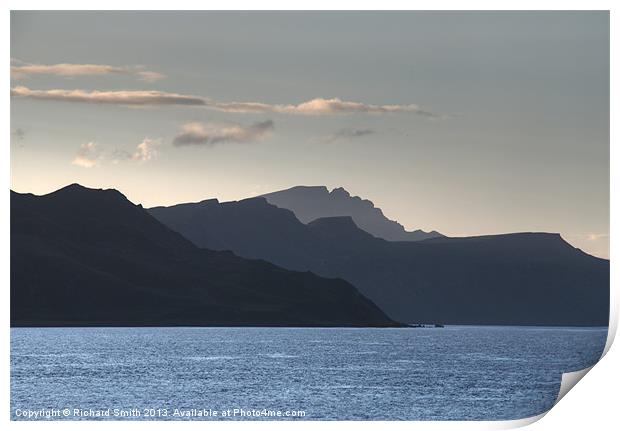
[{"x1": 2, "y1": 2, "x2": 616, "y2": 430}]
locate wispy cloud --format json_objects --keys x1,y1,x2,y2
[
  {"x1": 207, "y1": 97, "x2": 438, "y2": 117},
  {"x1": 11, "y1": 60, "x2": 165, "y2": 82},
  {"x1": 173, "y1": 120, "x2": 275, "y2": 147},
  {"x1": 586, "y1": 233, "x2": 609, "y2": 241},
  {"x1": 11, "y1": 86, "x2": 205, "y2": 106},
  {"x1": 11, "y1": 86, "x2": 437, "y2": 117},
  {"x1": 565, "y1": 233, "x2": 610, "y2": 241},
  {"x1": 317, "y1": 128, "x2": 376, "y2": 144},
  {"x1": 72, "y1": 142, "x2": 99, "y2": 168},
  {"x1": 112, "y1": 138, "x2": 160, "y2": 163},
  {"x1": 132, "y1": 138, "x2": 159, "y2": 161}
]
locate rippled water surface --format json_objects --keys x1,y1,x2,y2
[{"x1": 11, "y1": 326, "x2": 607, "y2": 420}]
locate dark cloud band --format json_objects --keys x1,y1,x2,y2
[{"x1": 173, "y1": 120, "x2": 275, "y2": 147}]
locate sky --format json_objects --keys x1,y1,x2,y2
[{"x1": 10, "y1": 11, "x2": 609, "y2": 258}]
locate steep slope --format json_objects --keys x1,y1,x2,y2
[
  {"x1": 149, "y1": 197, "x2": 319, "y2": 269},
  {"x1": 150, "y1": 198, "x2": 609, "y2": 326},
  {"x1": 261, "y1": 185, "x2": 443, "y2": 241},
  {"x1": 10, "y1": 184, "x2": 399, "y2": 327}
]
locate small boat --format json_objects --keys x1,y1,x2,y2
[{"x1": 409, "y1": 323, "x2": 445, "y2": 328}]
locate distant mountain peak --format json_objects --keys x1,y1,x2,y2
[
  {"x1": 261, "y1": 185, "x2": 444, "y2": 242},
  {"x1": 55, "y1": 183, "x2": 111, "y2": 193},
  {"x1": 198, "y1": 198, "x2": 220, "y2": 205},
  {"x1": 61, "y1": 182, "x2": 86, "y2": 191},
  {"x1": 330, "y1": 187, "x2": 351, "y2": 198},
  {"x1": 49, "y1": 183, "x2": 130, "y2": 202},
  {"x1": 288, "y1": 185, "x2": 329, "y2": 193}
]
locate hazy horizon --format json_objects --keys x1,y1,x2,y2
[{"x1": 10, "y1": 11, "x2": 609, "y2": 258}]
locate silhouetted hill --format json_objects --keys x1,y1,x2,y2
[
  {"x1": 10, "y1": 184, "x2": 400, "y2": 327},
  {"x1": 261, "y1": 185, "x2": 443, "y2": 241},
  {"x1": 307, "y1": 216, "x2": 379, "y2": 248},
  {"x1": 149, "y1": 197, "x2": 319, "y2": 270},
  {"x1": 150, "y1": 198, "x2": 609, "y2": 326}
]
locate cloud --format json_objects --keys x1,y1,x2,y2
[
  {"x1": 11, "y1": 60, "x2": 165, "y2": 82},
  {"x1": 113, "y1": 138, "x2": 160, "y2": 163},
  {"x1": 586, "y1": 233, "x2": 609, "y2": 241},
  {"x1": 132, "y1": 138, "x2": 159, "y2": 161},
  {"x1": 317, "y1": 128, "x2": 376, "y2": 144},
  {"x1": 207, "y1": 97, "x2": 438, "y2": 117},
  {"x1": 11, "y1": 86, "x2": 437, "y2": 117},
  {"x1": 134, "y1": 71, "x2": 166, "y2": 83},
  {"x1": 72, "y1": 142, "x2": 99, "y2": 168},
  {"x1": 11, "y1": 86, "x2": 206, "y2": 106},
  {"x1": 173, "y1": 120, "x2": 275, "y2": 147}
]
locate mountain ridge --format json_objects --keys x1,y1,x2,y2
[
  {"x1": 149, "y1": 196, "x2": 609, "y2": 326},
  {"x1": 11, "y1": 184, "x2": 400, "y2": 327},
  {"x1": 261, "y1": 185, "x2": 443, "y2": 241}
]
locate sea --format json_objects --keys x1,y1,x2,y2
[{"x1": 10, "y1": 326, "x2": 607, "y2": 421}]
